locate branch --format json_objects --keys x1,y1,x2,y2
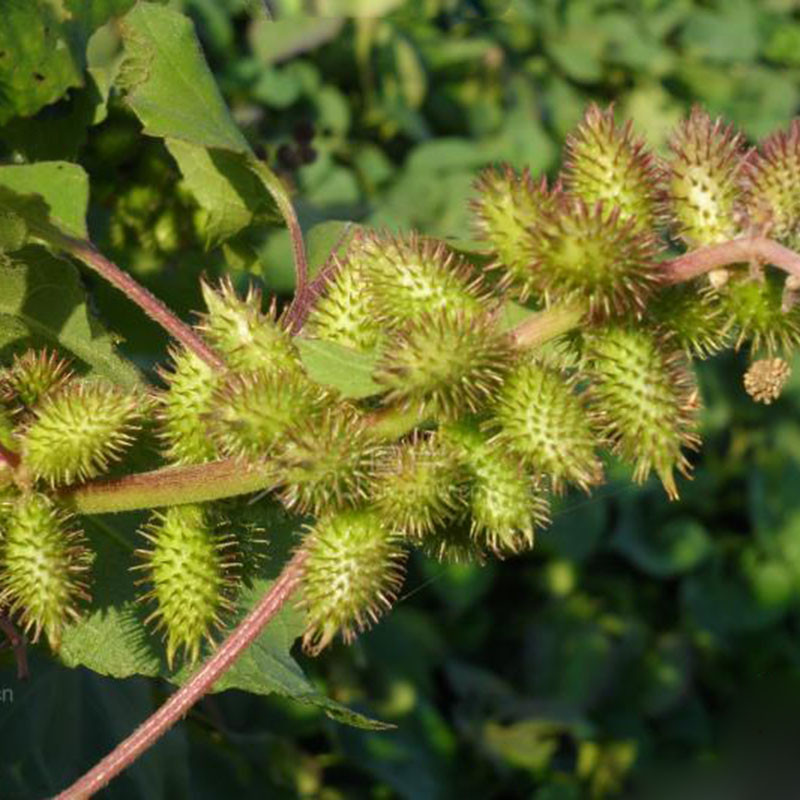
[
  {"x1": 63, "y1": 459, "x2": 276, "y2": 516},
  {"x1": 0, "y1": 613, "x2": 28, "y2": 680},
  {"x1": 60, "y1": 237, "x2": 227, "y2": 371},
  {"x1": 511, "y1": 302, "x2": 586, "y2": 348},
  {"x1": 661, "y1": 236, "x2": 800, "y2": 284},
  {"x1": 54, "y1": 550, "x2": 307, "y2": 800}
]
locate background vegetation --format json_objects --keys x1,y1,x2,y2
[{"x1": 5, "y1": 1, "x2": 800, "y2": 797}]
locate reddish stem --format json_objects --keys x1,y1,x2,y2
[
  {"x1": 54, "y1": 550, "x2": 307, "y2": 800},
  {"x1": 0, "y1": 614, "x2": 29, "y2": 680},
  {"x1": 0, "y1": 442, "x2": 19, "y2": 471},
  {"x1": 61, "y1": 238, "x2": 226, "y2": 371},
  {"x1": 661, "y1": 236, "x2": 800, "y2": 284}
]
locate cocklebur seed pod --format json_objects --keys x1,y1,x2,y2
[
  {"x1": 0, "y1": 349, "x2": 73, "y2": 416},
  {"x1": 373, "y1": 308, "x2": 516, "y2": 420},
  {"x1": 306, "y1": 255, "x2": 385, "y2": 351},
  {"x1": 443, "y1": 420, "x2": 549, "y2": 556},
  {"x1": 274, "y1": 404, "x2": 383, "y2": 515},
  {"x1": 666, "y1": 107, "x2": 746, "y2": 246},
  {"x1": 744, "y1": 120, "x2": 800, "y2": 247},
  {"x1": 490, "y1": 360, "x2": 603, "y2": 493},
  {"x1": 372, "y1": 433, "x2": 465, "y2": 539},
  {"x1": 471, "y1": 165, "x2": 554, "y2": 300},
  {"x1": 299, "y1": 508, "x2": 406, "y2": 655},
  {"x1": 0, "y1": 493, "x2": 92, "y2": 649},
  {"x1": 22, "y1": 381, "x2": 142, "y2": 486},
  {"x1": 650, "y1": 285, "x2": 730, "y2": 359},
  {"x1": 355, "y1": 232, "x2": 490, "y2": 326},
  {"x1": 157, "y1": 347, "x2": 220, "y2": 464},
  {"x1": 743, "y1": 357, "x2": 791, "y2": 404},
  {"x1": 565, "y1": 103, "x2": 662, "y2": 231},
  {"x1": 586, "y1": 326, "x2": 701, "y2": 500},
  {"x1": 208, "y1": 368, "x2": 326, "y2": 461},
  {"x1": 198, "y1": 278, "x2": 302, "y2": 374},
  {"x1": 528, "y1": 196, "x2": 660, "y2": 318},
  {"x1": 719, "y1": 272, "x2": 800, "y2": 355},
  {"x1": 134, "y1": 504, "x2": 238, "y2": 668}
]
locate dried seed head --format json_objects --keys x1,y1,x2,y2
[
  {"x1": 0, "y1": 348, "x2": 74, "y2": 416},
  {"x1": 490, "y1": 361, "x2": 603, "y2": 493},
  {"x1": 586, "y1": 326, "x2": 701, "y2": 500},
  {"x1": 373, "y1": 309, "x2": 516, "y2": 420},
  {"x1": 0, "y1": 493, "x2": 92, "y2": 649},
  {"x1": 471, "y1": 165, "x2": 554, "y2": 300},
  {"x1": 744, "y1": 120, "x2": 800, "y2": 247},
  {"x1": 666, "y1": 107, "x2": 746, "y2": 246},
  {"x1": 528, "y1": 195, "x2": 661, "y2": 318},
  {"x1": 743, "y1": 357, "x2": 791, "y2": 404},
  {"x1": 134, "y1": 504, "x2": 239, "y2": 669},
  {"x1": 306, "y1": 255, "x2": 385, "y2": 351},
  {"x1": 22, "y1": 381, "x2": 142, "y2": 486},
  {"x1": 299, "y1": 508, "x2": 406, "y2": 655},
  {"x1": 565, "y1": 103, "x2": 663, "y2": 231},
  {"x1": 372, "y1": 433, "x2": 466, "y2": 539}
]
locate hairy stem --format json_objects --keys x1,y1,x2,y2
[
  {"x1": 64, "y1": 459, "x2": 276, "y2": 515},
  {"x1": 511, "y1": 303, "x2": 586, "y2": 348},
  {"x1": 54, "y1": 550, "x2": 307, "y2": 800},
  {"x1": 60, "y1": 237, "x2": 226, "y2": 371},
  {"x1": 0, "y1": 613, "x2": 28, "y2": 680},
  {"x1": 661, "y1": 236, "x2": 800, "y2": 284}
]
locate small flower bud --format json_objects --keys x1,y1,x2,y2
[{"x1": 743, "y1": 357, "x2": 791, "y2": 404}]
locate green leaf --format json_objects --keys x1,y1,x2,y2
[
  {"x1": 248, "y1": 17, "x2": 344, "y2": 64},
  {"x1": 0, "y1": 246, "x2": 141, "y2": 388},
  {"x1": 0, "y1": 0, "x2": 135, "y2": 124},
  {"x1": 0, "y1": 161, "x2": 89, "y2": 244},
  {"x1": 297, "y1": 338, "x2": 382, "y2": 399},
  {"x1": 305, "y1": 220, "x2": 362, "y2": 281},
  {"x1": 117, "y1": 3, "x2": 250, "y2": 153}
]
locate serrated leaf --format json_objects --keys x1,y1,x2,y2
[
  {"x1": 297, "y1": 338, "x2": 383, "y2": 399},
  {"x1": 118, "y1": 3, "x2": 250, "y2": 153},
  {"x1": 0, "y1": 0, "x2": 135, "y2": 125},
  {"x1": 0, "y1": 246, "x2": 140, "y2": 388},
  {"x1": 0, "y1": 162, "x2": 89, "y2": 244}
]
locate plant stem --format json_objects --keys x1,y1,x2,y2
[
  {"x1": 0, "y1": 613, "x2": 28, "y2": 680},
  {"x1": 661, "y1": 236, "x2": 800, "y2": 284},
  {"x1": 60, "y1": 237, "x2": 226, "y2": 371},
  {"x1": 511, "y1": 303, "x2": 586, "y2": 348},
  {"x1": 54, "y1": 550, "x2": 307, "y2": 800},
  {"x1": 64, "y1": 459, "x2": 276, "y2": 515}
]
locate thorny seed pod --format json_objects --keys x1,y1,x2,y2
[
  {"x1": 649, "y1": 284, "x2": 731, "y2": 359},
  {"x1": 305, "y1": 255, "x2": 385, "y2": 351},
  {"x1": 299, "y1": 508, "x2": 406, "y2": 655},
  {"x1": 208, "y1": 368, "x2": 326, "y2": 461},
  {"x1": 22, "y1": 381, "x2": 142, "y2": 486},
  {"x1": 586, "y1": 326, "x2": 701, "y2": 500},
  {"x1": 0, "y1": 348, "x2": 73, "y2": 417},
  {"x1": 273, "y1": 404, "x2": 383, "y2": 515},
  {"x1": 443, "y1": 419, "x2": 550, "y2": 556},
  {"x1": 565, "y1": 103, "x2": 663, "y2": 231},
  {"x1": 0, "y1": 493, "x2": 92, "y2": 649},
  {"x1": 157, "y1": 346, "x2": 220, "y2": 464},
  {"x1": 490, "y1": 360, "x2": 603, "y2": 493},
  {"x1": 198, "y1": 278, "x2": 302, "y2": 374},
  {"x1": 134, "y1": 504, "x2": 239, "y2": 669},
  {"x1": 355, "y1": 232, "x2": 490, "y2": 326},
  {"x1": 743, "y1": 357, "x2": 791, "y2": 404},
  {"x1": 745, "y1": 120, "x2": 800, "y2": 247},
  {"x1": 471, "y1": 165, "x2": 554, "y2": 300},
  {"x1": 719, "y1": 272, "x2": 800, "y2": 355},
  {"x1": 527, "y1": 195, "x2": 661, "y2": 318},
  {"x1": 666, "y1": 107, "x2": 746, "y2": 246},
  {"x1": 372, "y1": 433, "x2": 465, "y2": 539},
  {"x1": 373, "y1": 308, "x2": 516, "y2": 420}
]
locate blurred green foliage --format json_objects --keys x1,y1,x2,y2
[{"x1": 5, "y1": 1, "x2": 800, "y2": 797}]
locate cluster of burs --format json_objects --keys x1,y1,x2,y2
[{"x1": 3, "y1": 105, "x2": 800, "y2": 667}]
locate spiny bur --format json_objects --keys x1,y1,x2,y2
[
  {"x1": 744, "y1": 357, "x2": 791, "y2": 404},
  {"x1": 586, "y1": 326, "x2": 701, "y2": 500},
  {"x1": 0, "y1": 493, "x2": 92, "y2": 649},
  {"x1": 22, "y1": 380, "x2": 142, "y2": 486},
  {"x1": 300, "y1": 508, "x2": 406, "y2": 655},
  {"x1": 134, "y1": 504, "x2": 239, "y2": 668},
  {"x1": 0, "y1": 348, "x2": 73, "y2": 417}
]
